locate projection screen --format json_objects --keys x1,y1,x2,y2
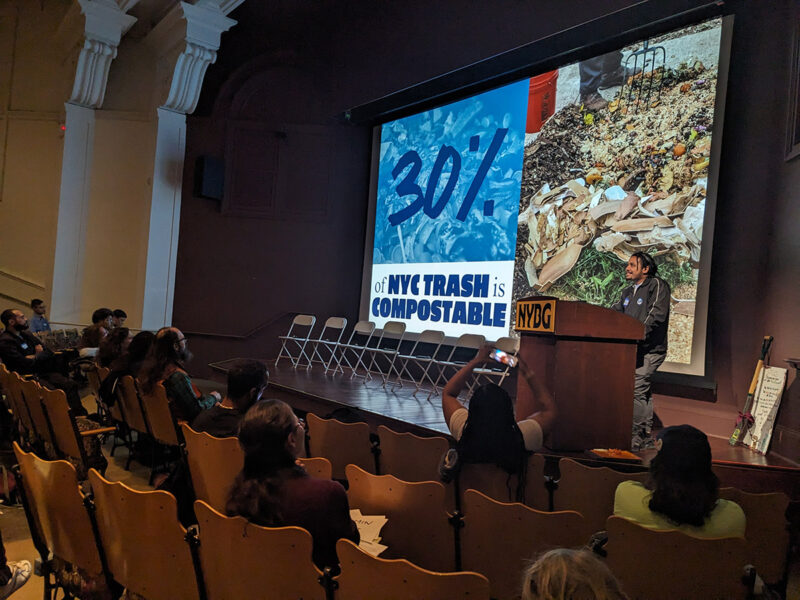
[{"x1": 361, "y1": 17, "x2": 731, "y2": 377}]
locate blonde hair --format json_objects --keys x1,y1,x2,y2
[{"x1": 522, "y1": 548, "x2": 628, "y2": 600}]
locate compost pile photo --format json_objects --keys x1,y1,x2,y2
[{"x1": 513, "y1": 54, "x2": 718, "y2": 364}]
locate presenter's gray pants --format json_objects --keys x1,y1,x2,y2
[{"x1": 632, "y1": 351, "x2": 666, "y2": 449}]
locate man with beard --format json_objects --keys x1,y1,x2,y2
[
  {"x1": 138, "y1": 326, "x2": 221, "y2": 422},
  {"x1": 0, "y1": 308, "x2": 85, "y2": 415},
  {"x1": 611, "y1": 252, "x2": 670, "y2": 451}
]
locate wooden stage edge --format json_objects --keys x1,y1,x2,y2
[{"x1": 208, "y1": 360, "x2": 800, "y2": 499}]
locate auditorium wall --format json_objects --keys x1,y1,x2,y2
[
  {"x1": 0, "y1": 2, "x2": 70, "y2": 314},
  {"x1": 173, "y1": 0, "x2": 796, "y2": 459},
  {"x1": 0, "y1": 0, "x2": 168, "y2": 330}
]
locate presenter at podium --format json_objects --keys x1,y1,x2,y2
[{"x1": 611, "y1": 252, "x2": 670, "y2": 451}]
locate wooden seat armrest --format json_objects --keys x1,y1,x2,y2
[{"x1": 79, "y1": 426, "x2": 117, "y2": 437}]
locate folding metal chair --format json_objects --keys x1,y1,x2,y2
[
  {"x1": 275, "y1": 314, "x2": 316, "y2": 368},
  {"x1": 432, "y1": 334, "x2": 486, "y2": 396},
  {"x1": 365, "y1": 321, "x2": 406, "y2": 386},
  {"x1": 468, "y1": 336, "x2": 519, "y2": 392},
  {"x1": 391, "y1": 329, "x2": 445, "y2": 392},
  {"x1": 308, "y1": 316, "x2": 348, "y2": 372},
  {"x1": 335, "y1": 320, "x2": 376, "y2": 378}
]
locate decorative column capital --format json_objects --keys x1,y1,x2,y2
[
  {"x1": 69, "y1": 0, "x2": 137, "y2": 108},
  {"x1": 160, "y1": 2, "x2": 236, "y2": 114},
  {"x1": 78, "y1": 0, "x2": 137, "y2": 47}
]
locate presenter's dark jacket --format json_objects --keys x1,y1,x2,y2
[
  {"x1": 0, "y1": 329, "x2": 47, "y2": 374},
  {"x1": 611, "y1": 276, "x2": 670, "y2": 355}
]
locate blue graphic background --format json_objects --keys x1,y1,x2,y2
[{"x1": 374, "y1": 79, "x2": 529, "y2": 264}]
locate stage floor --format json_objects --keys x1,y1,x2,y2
[{"x1": 211, "y1": 358, "x2": 452, "y2": 435}]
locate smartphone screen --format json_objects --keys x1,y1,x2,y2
[{"x1": 489, "y1": 348, "x2": 517, "y2": 367}]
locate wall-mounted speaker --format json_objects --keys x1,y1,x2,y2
[{"x1": 194, "y1": 155, "x2": 224, "y2": 200}]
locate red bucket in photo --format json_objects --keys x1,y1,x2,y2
[{"x1": 526, "y1": 70, "x2": 559, "y2": 133}]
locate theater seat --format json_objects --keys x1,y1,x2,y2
[
  {"x1": 605, "y1": 515, "x2": 748, "y2": 600},
  {"x1": 719, "y1": 487, "x2": 790, "y2": 586},
  {"x1": 554, "y1": 457, "x2": 647, "y2": 536},
  {"x1": 306, "y1": 413, "x2": 375, "y2": 478},
  {"x1": 194, "y1": 500, "x2": 325, "y2": 600},
  {"x1": 335, "y1": 539, "x2": 489, "y2": 600},
  {"x1": 460, "y1": 488, "x2": 586, "y2": 600},
  {"x1": 182, "y1": 424, "x2": 333, "y2": 513},
  {"x1": 346, "y1": 464, "x2": 455, "y2": 572},
  {"x1": 88, "y1": 469, "x2": 202, "y2": 600},
  {"x1": 376, "y1": 425, "x2": 449, "y2": 482},
  {"x1": 14, "y1": 443, "x2": 109, "y2": 600}
]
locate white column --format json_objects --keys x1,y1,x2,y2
[
  {"x1": 50, "y1": 103, "x2": 96, "y2": 324},
  {"x1": 141, "y1": 107, "x2": 186, "y2": 330},
  {"x1": 49, "y1": 0, "x2": 136, "y2": 323},
  {"x1": 140, "y1": 1, "x2": 235, "y2": 329}
]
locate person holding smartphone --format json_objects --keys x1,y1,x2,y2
[{"x1": 441, "y1": 343, "x2": 557, "y2": 478}]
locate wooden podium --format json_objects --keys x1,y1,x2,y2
[{"x1": 514, "y1": 297, "x2": 644, "y2": 451}]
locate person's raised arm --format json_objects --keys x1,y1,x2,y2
[
  {"x1": 441, "y1": 343, "x2": 491, "y2": 425},
  {"x1": 516, "y1": 358, "x2": 557, "y2": 436}
]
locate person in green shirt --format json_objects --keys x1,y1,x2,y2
[
  {"x1": 139, "y1": 327, "x2": 221, "y2": 422},
  {"x1": 614, "y1": 424, "x2": 745, "y2": 538}
]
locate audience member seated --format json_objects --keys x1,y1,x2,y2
[
  {"x1": 98, "y1": 330, "x2": 154, "y2": 407},
  {"x1": 79, "y1": 308, "x2": 114, "y2": 351},
  {"x1": 139, "y1": 327, "x2": 220, "y2": 422},
  {"x1": 96, "y1": 326, "x2": 130, "y2": 368},
  {"x1": 0, "y1": 308, "x2": 86, "y2": 415},
  {"x1": 112, "y1": 309, "x2": 127, "y2": 328},
  {"x1": 226, "y1": 400, "x2": 359, "y2": 570},
  {"x1": 441, "y1": 343, "x2": 556, "y2": 493},
  {"x1": 522, "y1": 548, "x2": 628, "y2": 600},
  {"x1": 191, "y1": 360, "x2": 269, "y2": 438},
  {"x1": 614, "y1": 424, "x2": 746, "y2": 538},
  {"x1": 28, "y1": 299, "x2": 50, "y2": 334}
]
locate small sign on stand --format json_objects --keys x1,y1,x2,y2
[{"x1": 742, "y1": 366, "x2": 788, "y2": 455}]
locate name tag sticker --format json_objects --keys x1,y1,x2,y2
[
  {"x1": 21, "y1": 343, "x2": 28, "y2": 350},
  {"x1": 515, "y1": 299, "x2": 556, "y2": 333}
]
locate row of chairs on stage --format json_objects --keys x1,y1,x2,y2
[{"x1": 275, "y1": 314, "x2": 520, "y2": 394}]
